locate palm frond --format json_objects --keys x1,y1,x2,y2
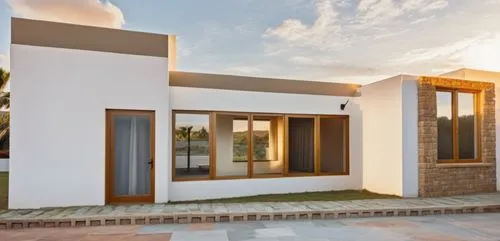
[{"x1": 0, "y1": 68, "x2": 9, "y2": 91}]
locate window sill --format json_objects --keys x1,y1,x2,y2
[
  {"x1": 232, "y1": 160, "x2": 279, "y2": 163},
  {"x1": 435, "y1": 162, "x2": 494, "y2": 168}
]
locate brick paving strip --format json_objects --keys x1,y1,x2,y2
[{"x1": 1, "y1": 193, "x2": 500, "y2": 230}]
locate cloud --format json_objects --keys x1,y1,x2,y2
[
  {"x1": 8, "y1": 0, "x2": 124, "y2": 28},
  {"x1": 393, "y1": 35, "x2": 489, "y2": 65},
  {"x1": 263, "y1": 0, "x2": 347, "y2": 51},
  {"x1": 357, "y1": 0, "x2": 403, "y2": 25},
  {"x1": 226, "y1": 66, "x2": 262, "y2": 75},
  {"x1": 420, "y1": 0, "x2": 448, "y2": 12},
  {"x1": 263, "y1": 0, "x2": 450, "y2": 53},
  {"x1": 289, "y1": 56, "x2": 378, "y2": 76},
  {"x1": 410, "y1": 15, "x2": 436, "y2": 24},
  {"x1": 356, "y1": 0, "x2": 448, "y2": 26}
]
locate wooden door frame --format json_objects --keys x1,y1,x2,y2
[{"x1": 105, "y1": 109, "x2": 155, "y2": 204}]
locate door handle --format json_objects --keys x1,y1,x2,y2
[{"x1": 148, "y1": 158, "x2": 154, "y2": 169}]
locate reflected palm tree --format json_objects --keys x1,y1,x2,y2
[
  {"x1": 178, "y1": 126, "x2": 193, "y2": 172},
  {"x1": 0, "y1": 68, "x2": 10, "y2": 155}
]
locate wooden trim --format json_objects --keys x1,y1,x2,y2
[
  {"x1": 105, "y1": 111, "x2": 111, "y2": 203},
  {"x1": 12, "y1": 18, "x2": 169, "y2": 58},
  {"x1": 437, "y1": 159, "x2": 482, "y2": 164},
  {"x1": 106, "y1": 109, "x2": 155, "y2": 204},
  {"x1": 345, "y1": 117, "x2": 350, "y2": 175},
  {"x1": 171, "y1": 177, "x2": 213, "y2": 182},
  {"x1": 248, "y1": 114, "x2": 254, "y2": 178},
  {"x1": 171, "y1": 113, "x2": 176, "y2": 181},
  {"x1": 252, "y1": 174, "x2": 283, "y2": 179},
  {"x1": 434, "y1": 85, "x2": 486, "y2": 92},
  {"x1": 436, "y1": 88, "x2": 482, "y2": 164},
  {"x1": 314, "y1": 116, "x2": 320, "y2": 175},
  {"x1": 169, "y1": 71, "x2": 360, "y2": 97},
  {"x1": 475, "y1": 91, "x2": 482, "y2": 162},
  {"x1": 214, "y1": 175, "x2": 250, "y2": 180},
  {"x1": 150, "y1": 111, "x2": 156, "y2": 202},
  {"x1": 452, "y1": 90, "x2": 459, "y2": 160},
  {"x1": 233, "y1": 159, "x2": 279, "y2": 163},
  {"x1": 213, "y1": 112, "x2": 250, "y2": 178},
  {"x1": 250, "y1": 115, "x2": 283, "y2": 177},
  {"x1": 284, "y1": 116, "x2": 289, "y2": 176},
  {"x1": 210, "y1": 112, "x2": 216, "y2": 180},
  {"x1": 171, "y1": 110, "x2": 212, "y2": 181},
  {"x1": 286, "y1": 172, "x2": 316, "y2": 177}
]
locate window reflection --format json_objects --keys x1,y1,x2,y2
[
  {"x1": 458, "y1": 93, "x2": 476, "y2": 159},
  {"x1": 437, "y1": 91, "x2": 453, "y2": 160}
]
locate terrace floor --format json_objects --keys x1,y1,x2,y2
[{"x1": 1, "y1": 192, "x2": 500, "y2": 230}]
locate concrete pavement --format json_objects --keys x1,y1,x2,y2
[{"x1": 1, "y1": 213, "x2": 500, "y2": 240}]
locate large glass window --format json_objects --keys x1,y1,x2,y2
[
  {"x1": 458, "y1": 93, "x2": 477, "y2": 160},
  {"x1": 172, "y1": 111, "x2": 350, "y2": 181},
  {"x1": 174, "y1": 113, "x2": 210, "y2": 179},
  {"x1": 436, "y1": 89, "x2": 479, "y2": 163},
  {"x1": 253, "y1": 116, "x2": 284, "y2": 176},
  {"x1": 215, "y1": 114, "x2": 249, "y2": 177},
  {"x1": 437, "y1": 91, "x2": 453, "y2": 160},
  {"x1": 288, "y1": 117, "x2": 315, "y2": 174},
  {"x1": 319, "y1": 117, "x2": 348, "y2": 174}
]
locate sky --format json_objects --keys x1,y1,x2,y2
[{"x1": 1, "y1": 0, "x2": 500, "y2": 84}]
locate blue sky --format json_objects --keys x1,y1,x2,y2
[{"x1": 1, "y1": 0, "x2": 500, "y2": 84}]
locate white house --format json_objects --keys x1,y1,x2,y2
[{"x1": 8, "y1": 18, "x2": 500, "y2": 209}]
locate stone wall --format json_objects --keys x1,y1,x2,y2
[{"x1": 418, "y1": 76, "x2": 496, "y2": 197}]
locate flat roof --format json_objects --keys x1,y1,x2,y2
[
  {"x1": 11, "y1": 18, "x2": 169, "y2": 58},
  {"x1": 170, "y1": 71, "x2": 361, "y2": 97}
]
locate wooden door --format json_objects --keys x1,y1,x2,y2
[{"x1": 106, "y1": 110, "x2": 155, "y2": 203}]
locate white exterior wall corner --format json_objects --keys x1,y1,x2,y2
[
  {"x1": 0, "y1": 159, "x2": 8, "y2": 172},
  {"x1": 401, "y1": 75, "x2": 419, "y2": 197},
  {"x1": 9, "y1": 44, "x2": 170, "y2": 209},
  {"x1": 361, "y1": 75, "x2": 418, "y2": 197},
  {"x1": 169, "y1": 87, "x2": 363, "y2": 201}
]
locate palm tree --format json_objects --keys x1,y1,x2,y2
[
  {"x1": 0, "y1": 68, "x2": 8, "y2": 109},
  {"x1": 0, "y1": 68, "x2": 10, "y2": 155},
  {"x1": 178, "y1": 126, "x2": 193, "y2": 172}
]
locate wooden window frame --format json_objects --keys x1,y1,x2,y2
[
  {"x1": 436, "y1": 87, "x2": 482, "y2": 164},
  {"x1": 172, "y1": 110, "x2": 351, "y2": 182},
  {"x1": 213, "y1": 112, "x2": 252, "y2": 179},
  {"x1": 105, "y1": 109, "x2": 156, "y2": 204},
  {"x1": 172, "y1": 110, "x2": 213, "y2": 181},
  {"x1": 251, "y1": 114, "x2": 285, "y2": 178}
]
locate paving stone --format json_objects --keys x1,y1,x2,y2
[
  {"x1": 1, "y1": 193, "x2": 500, "y2": 229},
  {"x1": 170, "y1": 230, "x2": 228, "y2": 241}
]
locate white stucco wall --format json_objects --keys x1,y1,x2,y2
[
  {"x1": 10, "y1": 44, "x2": 170, "y2": 209},
  {"x1": 0, "y1": 159, "x2": 8, "y2": 172},
  {"x1": 360, "y1": 75, "x2": 418, "y2": 197},
  {"x1": 402, "y1": 78, "x2": 419, "y2": 197},
  {"x1": 169, "y1": 87, "x2": 363, "y2": 201}
]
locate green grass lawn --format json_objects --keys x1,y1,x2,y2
[
  {"x1": 0, "y1": 173, "x2": 398, "y2": 209},
  {"x1": 171, "y1": 189, "x2": 399, "y2": 204},
  {"x1": 0, "y1": 172, "x2": 8, "y2": 210}
]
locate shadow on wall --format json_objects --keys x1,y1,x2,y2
[{"x1": 346, "y1": 100, "x2": 363, "y2": 191}]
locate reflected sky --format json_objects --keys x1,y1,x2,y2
[
  {"x1": 436, "y1": 91, "x2": 474, "y2": 118},
  {"x1": 176, "y1": 114, "x2": 209, "y2": 131},
  {"x1": 176, "y1": 114, "x2": 272, "y2": 132}
]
